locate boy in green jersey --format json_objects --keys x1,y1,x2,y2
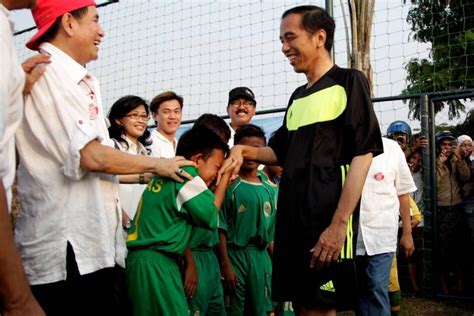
[
  {"x1": 186, "y1": 114, "x2": 231, "y2": 316},
  {"x1": 126, "y1": 126, "x2": 235, "y2": 316},
  {"x1": 218, "y1": 124, "x2": 277, "y2": 316}
]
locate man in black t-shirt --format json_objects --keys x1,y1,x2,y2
[{"x1": 220, "y1": 5, "x2": 383, "y2": 315}]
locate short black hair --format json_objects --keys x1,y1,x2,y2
[
  {"x1": 282, "y1": 5, "x2": 335, "y2": 52},
  {"x1": 176, "y1": 126, "x2": 229, "y2": 160},
  {"x1": 150, "y1": 91, "x2": 184, "y2": 113},
  {"x1": 234, "y1": 124, "x2": 266, "y2": 145},
  {"x1": 193, "y1": 114, "x2": 231, "y2": 143}
]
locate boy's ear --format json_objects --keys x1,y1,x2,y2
[{"x1": 189, "y1": 153, "x2": 204, "y2": 165}]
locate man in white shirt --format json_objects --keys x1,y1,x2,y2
[
  {"x1": 0, "y1": 1, "x2": 48, "y2": 315},
  {"x1": 356, "y1": 137, "x2": 416, "y2": 316},
  {"x1": 15, "y1": 1, "x2": 193, "y2": 314},
  {"x1": 149, "y1": 91, "x2": 183, "y2": 158},
  {"x1": 226, "y1": 87, "x2": 257, "y2": 147}
]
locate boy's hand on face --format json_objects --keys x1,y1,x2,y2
[
  {"x1": 217, "y1": 157, "x2": 239, "y2": 186},
  {"x1": 216, "y1": 146, "x2": 245, "y2": 185}
]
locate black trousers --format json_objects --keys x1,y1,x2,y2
[{"x1": 31, "y1": 243, "x2": 131, "y2": 316}]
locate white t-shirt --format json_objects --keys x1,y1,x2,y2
[
  {"x1": 0, "y1": 5, "x2": 25, "y2": 211},
  {"x1": 15, "y1": 42, "x2": 126, "y2": 285},
  {"x1": 149, "y1": 129, "x2": 176, "y2": 158},
  {"x1": 356, "y1": 138, "x2": 416, "y2": 256},
  {"x1": 114, "y1": 136, "x2": 148, "y2": 219}
]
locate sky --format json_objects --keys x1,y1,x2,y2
[{"x1": 11, "y1": 0, "x2": 471, "y2": 134}]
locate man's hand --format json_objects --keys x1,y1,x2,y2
[
  {"x1": 310, "y1": 221, "x2": 347, "y2": 270},
  {"x1": 22, "y1": 53, "x2": 50, "y2": 96},
  {"x1": 154, "y1": 156, "x2": 195, "y2": 182},
  {"x1": 412, "y1": 136, "x2": 428, "y2": 151},
  {"x1": 220, "y1": 261, "x2": 239, "y2": 294},
  {"x1": 400, "y1": 232, "x2": 415, "y2": 258}
]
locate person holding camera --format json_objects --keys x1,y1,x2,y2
[{"x1": 436, "y1": 131, "x2": 470, "y2": 294}]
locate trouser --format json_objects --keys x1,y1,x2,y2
[
  {"x1": 126, "y1": 249, "x2": 188, "y2": 316},
  {"x1": 356, "y1": 252, "x2": 394, "y2": 316},
  {"x1": 226, "y1": 246, "x2": 268, "y2": 316},
  {"x1": 31, "y1": 243, "x2": 126, "y2": 316},
  {"x1": 188, "y1": 249, "x2": 225, "y2": 316}
]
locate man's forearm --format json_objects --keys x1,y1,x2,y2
[
  {"x1": 80, "y1": 140, "x2": 159, "y2": 174},
  {"x1": 332, "y1": 153, "x2": 373, "y2": 225},
  {"x1": 241, "y1": 145, "x2": 278, "y2": 166}
]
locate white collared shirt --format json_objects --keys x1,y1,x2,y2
[
  {"x1": 357, "y1": 138, "x2": 416, "y2": 256},
  {"x1": 114, "y1": 136, "x2": 148, "y2": 219},
  {"x1": 227, "y1": 122, "x2": 236, "y2": 148},
  {"x1": 0, "y1": 5, "x2": 25, "y2": 211},
  {"x1": 149, "y1": 129, "x2": 176, "y2": 158},
  {"x1": 15, "y1": 42, "x2": 126, "y2": 285}
]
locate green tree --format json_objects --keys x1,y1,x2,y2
[{"x1": 403, "y1": 0, "x2": 473, "y2": 119}]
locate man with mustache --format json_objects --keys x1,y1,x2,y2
[{"x1": 226, "y1": 87, "x2": 257, "y2": 147}]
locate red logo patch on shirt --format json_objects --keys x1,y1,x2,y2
[
  {"x1": 89, "y1": 103, "x2": 98, "y2": 120},
  {"x1": 374, "y1": 172, "x2": 384, "y2": 181}
]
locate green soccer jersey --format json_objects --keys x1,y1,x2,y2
[
  {"x1": 258, "y1": 170, "x2": 278, "y2": 243},
  {"x1": 219, "y1": 172, "x2": 277, "y2": 248},
  {"x1": 127, "y1": 166, "x2": 217, "y2": 255},
  {"x1": 188, "y1": 226, "x2": 219, "y2": 249}
]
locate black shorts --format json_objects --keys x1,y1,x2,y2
[{"x1": 272, "y1": 244, "x2": 357, "y2": 311}]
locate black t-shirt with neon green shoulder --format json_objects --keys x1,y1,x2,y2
[
  {"x1": 126, "y1": 166, "x2": 217, "y2": 255},
  {"x1": 218, "y1": 171, "x2": 277, "y2": 248},
  {"x1": 268, "y1": 65, "x2": 383, "y2": 300}
]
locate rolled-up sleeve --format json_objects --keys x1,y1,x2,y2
[{"x1": 62, "y1": 118, "x2": 100, "y2": 180}]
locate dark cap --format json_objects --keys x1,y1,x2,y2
[{"x1": 228, "y1": 87, "x2": 256, "y2": 106}]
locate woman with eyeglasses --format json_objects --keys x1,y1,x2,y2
[{"x1": 108, "y1": 95, "x2": 153, "y2": 230}]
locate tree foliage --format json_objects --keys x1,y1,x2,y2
[{"x1": 403, "y1": 0, "x2": 473, "y2": 119}]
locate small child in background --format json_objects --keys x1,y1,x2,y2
[
  {"x1": 218, "y1": 124, "x2": 277, "y2": 316},
  {"x1": 407, "y1": 149, "x2": 424, "y2": 295},
  {"x1": 186, "y1": 114, "x2": 231, "y2": 316},
  {"x1": 125, "y1": 126, "x2": 235, "y2": 316}
]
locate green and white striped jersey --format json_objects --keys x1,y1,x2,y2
[{"x1": 127, "y1": 166, "x2": 217, "y2": 255}]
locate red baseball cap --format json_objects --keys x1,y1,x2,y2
[{"x1": 26, "y1": 0, "x2": 96, "y2": 51}]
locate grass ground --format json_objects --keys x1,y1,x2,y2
[
  {"x1": 337, "y1": 294, "x2": 474, "y2": 316},
  {"x1": 401, "y1": 295, "x2": 474, "y2": 316}
]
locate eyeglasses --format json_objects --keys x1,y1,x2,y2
[
  {"x1": 125, "y1": 113, "x2": 150, "y2": 121},
  {"x1": 229, "y1": 100, "x2": 255, "y2": 108}
]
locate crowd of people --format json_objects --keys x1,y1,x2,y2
[{"x1": 1, "y1": 1, "x2": 473, "y2": 316}]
